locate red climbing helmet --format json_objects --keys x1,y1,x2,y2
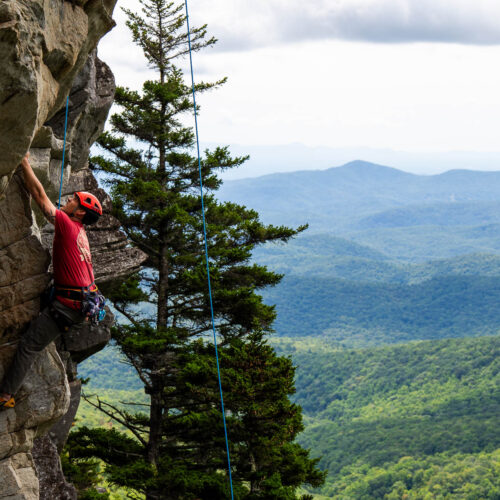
[{"x1": 74, "y1": 191, "x2": 103, "y2": 216}]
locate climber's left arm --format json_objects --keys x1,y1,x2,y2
[{"x1": 20, "y1": 153, "x2": 56, "y2": 225}]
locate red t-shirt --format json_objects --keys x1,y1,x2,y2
[{"x1": 53, "y1": 210, "x2": 95, "y2": 309}]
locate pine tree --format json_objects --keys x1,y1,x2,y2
[{"x1": 70, "y1": 1, "x2": 325, "y2": 498}]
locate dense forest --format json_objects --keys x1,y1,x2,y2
[
  {"x1": 265, "y1": 275, "x2": 500, "y2": 342},
  {"x1": 80, "y1": 334, "x2": 500, "y2": 498},
  {"x1": 253, "y1": 335, "x2": 500, "y2": 497},
  {"x1": 320, "y1": 450, "x2": 500, "y2": 499},
  {"x1": 290, "y1": 336, "x2": 500, "y2": 470},
  {"x1": 253, "y1": 233, "x2": 500, "y2": 284},
  {"x1": 74, "y1": 157, "x2": 500, "y2": 498}
]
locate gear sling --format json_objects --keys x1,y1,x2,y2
[{"x1": 53, "y1": 282, "x2": 106, "y2": 327}]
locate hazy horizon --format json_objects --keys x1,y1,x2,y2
[
  {"x1": 214, "y1": 142, "x2": 500, "y2": 181},
  {"x1": 100, "y1": 1, "x2": 500, "y2": 177}
]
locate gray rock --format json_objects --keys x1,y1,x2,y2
[
  {"x1": 58, "y1": 308, "x2": 114, "y2": 365},
  {"x1": 0, "y1": 341, "x2": 71, "y2": 456},
  {"x1": 0, "y1": 452, "x2": 39, "y2": 500},
  {"x1": 48, "y1": 380, "x2": 82, "y2": 453},
  {"x1": 46, "y1": 49, "x2": 116, "y2": 172},
  {"x1": 0, "y1": 2, "x2": 147, "y2": 499},
  {"x1": 32, "y1": 435, "x2": 77, "y2": 500},
  {"x1": 0, "y1": 0, "x2": 117, "y2": 181}
]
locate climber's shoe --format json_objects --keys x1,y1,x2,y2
[{"x1": 0, "y1": 395, "x2": 15, "y2": 410}]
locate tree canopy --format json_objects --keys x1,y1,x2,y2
[{"x1": 67, "y1": 1, "x2": 323, "y2": 499}]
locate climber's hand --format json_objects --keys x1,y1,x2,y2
[{"x1": 21, "y1": 152, "x2": 30, "y2": 167}]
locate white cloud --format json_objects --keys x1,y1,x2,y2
[
  {"x1": 96, "y1": 0, "x2": 500, "y2": 175},
  {"x1": 188, "y1": 0, "x2": 500, "y2": 50},
  {"x1": 189, "y1": 41, "x2": 500, "y2": 153}
]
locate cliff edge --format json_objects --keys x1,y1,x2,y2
[{"x1": 0, "y1": 2, "x2": 146, "y2": 498}]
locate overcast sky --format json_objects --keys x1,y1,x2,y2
[{"x1": 97, "y1": 0, "x2": 500, "y2": 177}]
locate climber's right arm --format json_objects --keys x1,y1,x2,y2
[{"x1": 20, "y1": 153, "x2": 56, "y2": 225}]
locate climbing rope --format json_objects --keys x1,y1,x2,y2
[
  {"x1": 51, "y1": 14, "x2": 234, "y2": 497},
  {"x1": 184, "y1": 2, "x2": 234, "y2": 498},
  {"x1": 57, "y1": 95, "x2": 70, "y2": 209}
]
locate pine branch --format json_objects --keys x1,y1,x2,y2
[
  {"x1": 113, "y1": 304, "x2": 142, "y2": 329},
  {"x1": 123, "y1": 355, "x2": 154, "y2": 391},
  {"x1": 119, "y1": 401, "x2": 151, "y2": 407},
  {"x1": 121, "y1": 228, "x2": 160, "y2": 258},
  {"x1": 82, "y1": 392, "x2": 148, "y2": 447}
]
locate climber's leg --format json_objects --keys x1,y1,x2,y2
[{"x1": 0, "y1": 301, "x2": 83, "y2": 398}]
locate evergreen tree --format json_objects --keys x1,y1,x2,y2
[{"x1": 70, "y1": 1, "x2": 325, "y2": 498}]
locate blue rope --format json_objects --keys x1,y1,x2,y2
[
  {"x1": 184, "y1": 2, "x2": 234, "y2": 498},
  {"x1": 58, "y1": 95, "x2": 70, "y2": 209}
]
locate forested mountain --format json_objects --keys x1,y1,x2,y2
[
  {"x1": 219, "y1": 161, "x2": 500, "y2": 261},
  {"x1": 276, "y1": 335, "x2": 500, "y2": 497},
  {"x1": 357, "y1": 200, "x2": 500, "y2": 229},
  {"x1": 77, "y1": 161, "x2": 500, "y2": 498},
  {"x1": 223, "y1": 162, "x2": 500, "y2": 347},
  {"x1": 80, "y1": 335, "x2": 500, "y2": 498},
  {"x1": 254, "y1": 233, "x2": 500, "y2": 283},
  {"x1": 264, "y1": 275, "x2": 500, "y2": 344},
  {"x1": 219, "y1": 161, "x2": 500, "y2": 225}
]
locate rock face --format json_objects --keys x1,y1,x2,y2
[
  {"x1": 32, "y1": 435, "x2": 77, "y2": 500},
  {"x1": 0, "y1": 0, "x2": 116, "y2": 182},
  {"x1": 0, "y1": 2, "x2": 146, "y2": 498}
]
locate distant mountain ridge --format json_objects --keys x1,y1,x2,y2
[
  {"x1": 357, "y1": 200, "x2": 500, "y2": 228},
  {"x1": 220, "y1": 160, "x2": 500, "y2": 212},
  {"x1": 219, "y1": 160, "x2": 500, "y2": 261},
  {"x1": 222, "y1": 160, "x2": 500, "y2": 345},
  {"x1": 214, "y1": 143, "x2": 500, "y2": 180}
]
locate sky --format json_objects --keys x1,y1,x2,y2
[{"x1": 97, "y1": 0, "x2": 500, "y2": 178}]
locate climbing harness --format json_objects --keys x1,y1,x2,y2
[
  {"x1": 184, "y1": 2, "x2": 234, "y2": 498},
  {"x1": 54, "y1": 283, "x2": 106, "y2": 325},
  {"x1": 81, "y1": 287, "x2": 106, "y2": 324}
]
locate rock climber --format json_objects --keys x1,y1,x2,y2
[{"x1": 0, "y1": 153, "x2": 103, "y2": 409}]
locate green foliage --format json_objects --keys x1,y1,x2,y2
[
  {"x1": 76, "y1": 334, "x2": 327, "y2": 498},
  {"x1": 325, "y1": 450, "x2": 500, "y2": 499},
  {"x1": 78, "y1": 344, "x2": 143, "y2": 391},
  {"x1": 77, "y1": 334, "x2": 500, "y2": 497},
  {"x1": 252, "y1": 233, "x2": 500, "y2": 347},
  {"x1": 61, "y1": 447, "x2": 110, "y2": 500},
  {"x1": 277, "y1": 335, "x2": 500, "y2": 496},
  {"x1": 73, "y1": 1, "x2": 322, "y2": 498},
  {"x1": 264, "y1": 275, "x2": 500, "y2": 342},
  {"x1": 78, "y1": 334, "x2": 500, "y2": 497},
  {"x1": 254, "y1": 233, "x2": 500, "y2": 284},
  {"x1": 352, "y1": 224, "x2": 500, "y2": 262}
]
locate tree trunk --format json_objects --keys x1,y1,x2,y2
[
  {"x1": 146, "y1": 384, "x2": 163, "y2": 500},
  {"x1": 157, "y1": 243, "x2": 169, "y2": 328}
]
